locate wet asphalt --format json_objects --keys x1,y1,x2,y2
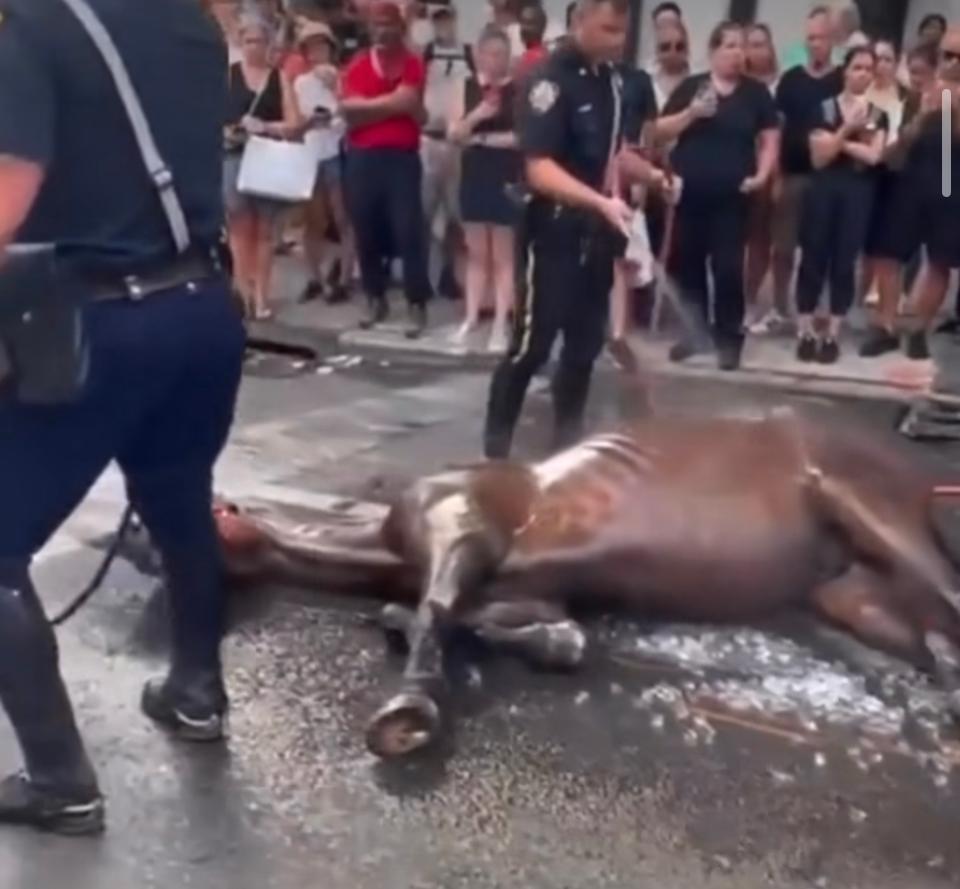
[{"x1": 1, "y1": 351, "x2": 959, "y2": 889}]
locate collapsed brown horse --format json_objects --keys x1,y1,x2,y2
[{"x1": 216, "y1": 409, "x2": 960, "y2": 758}]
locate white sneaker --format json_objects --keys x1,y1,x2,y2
[
  {"x1": 488, "y1": 325, "x2": 509, "y2": 354},
  {"x1": 748, "y1": 309, "x2": 789, "y2": 336},
  {"x1": 452, "y1": 321, "x2": 476, "y2": 346}
]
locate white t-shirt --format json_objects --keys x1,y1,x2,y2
[{"x1": 293, "y1": 68, "x2": 345, "y2": 163}]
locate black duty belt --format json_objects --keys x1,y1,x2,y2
[{"x1": 87, "y1": 248, "x2": 226, "y2": 304}]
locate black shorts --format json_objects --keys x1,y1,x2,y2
[
  {"x1": 871, "y1": 177, "x2": 960, "y2": 267},
  {"x1": 864, "y1": 168, "x2": 902, "y2": 259}
]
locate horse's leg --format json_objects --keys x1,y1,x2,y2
[
  {"x1": 812, "y1": 563, "x2": 960, "y2": 715},
  {"x1": 811, "y1": 564, "x2": 925, "y2": 663},
  {"x1": 366, "y1": 492, "x2": 508, "y2": 758},
  {"x1": 462, "y1": 601, "x2": 587, "y2": 670},
  {"x1": 805, "y1": 470, "x2": 960, "y2": 618}
]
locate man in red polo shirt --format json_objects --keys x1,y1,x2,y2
[
  {"x1": 516, "y1": 3, "x2": 549, "y2": 77},
  {"x1": 341, "y1": 0, "x2": 431, "y2": 338}
]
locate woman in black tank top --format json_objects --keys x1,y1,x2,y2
[
  {"x1": 223, "y1": 16, "x2": 297, "y2": 321},
  {"x1": 448, "y1": 26, "x2": 521, "y2": 354}
]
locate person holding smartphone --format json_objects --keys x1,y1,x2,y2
[
  {"x1": 448, "y1": 25, "x2": 520, "y2": 353},
  {"x1": 795, "y1": 47, "x2": 887, "y2": 364},
  {"x1": 657, "y1": 22, "x2": 779, "y2": 371},
  {"x1": 293, "y1": 22, "x2": 355, "y2": 305}
]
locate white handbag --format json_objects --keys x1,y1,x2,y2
[{"x1": 238, "y1": 135, "x2": 319, "y2": 203}]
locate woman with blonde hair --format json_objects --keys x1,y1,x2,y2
[
  {"x1": 448, "y1": 25, "x2": 520, "y2": 353},
  {"x1": 223, "y1": 15, "x2": 299, "y2": 319}
]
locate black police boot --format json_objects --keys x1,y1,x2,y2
[
  {"x1": 404, "y1": 303, "x2": 428, "y2": 340},
  {"x1": 141, "y1": 670, "x2": 228, "y2": 743},
  {"x1": 0, "y1": 567, "x2": 103, "y2": 836},
  {"x1": 0, "y1": 773, "x2": 104, "y2": 836},
  {"x1": 359, "y1": 297, "x2": 389, "y2": 330}
]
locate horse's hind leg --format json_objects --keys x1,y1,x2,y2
[
  {"x1": 811, "y1": 564, "x2": 926, "y2": 664},
  {"x1": 812, "y1": 563, "x2": 960, "y2": 715},
  {"x1": 805, "y1": 470, "x2": 960, "y2": 618}
]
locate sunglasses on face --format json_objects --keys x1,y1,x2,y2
[{"x1": 658, "y1": 41, "x2": 686, "y2": 53}]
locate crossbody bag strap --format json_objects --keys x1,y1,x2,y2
[{"x1": 58, "y1": 0, "x2": 191, "y2": 254}]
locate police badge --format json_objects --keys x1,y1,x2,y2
[{"x1": 529, "y1": 79, "x2": 559, "y2": 115}]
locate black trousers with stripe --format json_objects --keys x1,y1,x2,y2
[{"x1": 483, "y1": 216, "x2": 615, "y2": 459}]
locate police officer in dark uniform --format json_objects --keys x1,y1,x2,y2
[
  {"x1": 0, "y1": 0, "x2": 245, "y2": 834},
  {"x1": 483, "y1": 0, "x2": 673, "y2": 459}
]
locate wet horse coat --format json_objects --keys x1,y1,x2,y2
[{"x1": 216, "y1": 411, "x2": 960, "y2": 757}]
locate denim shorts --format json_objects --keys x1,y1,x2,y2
[{"x1": 317, "y1": 155, "x2": 342, "y2": 188}]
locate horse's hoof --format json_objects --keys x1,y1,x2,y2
[
  {"x1": 379, "y1": 605, "x2": 414, "y2": 654},
  {"x1": 545, "y1": 621, "x2": 588, "y2": 669},
  {"x1": 366, "y1": 691, "x2": 441, "y2": 759}
]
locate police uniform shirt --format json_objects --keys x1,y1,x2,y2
[
  {"x1": 0, "y1": 0, "x2": 227, "y2": 272},
  {"x1": 664, "y1": 73, "x2": 778, "y2": 198},
  {"x1": 520, "y1": 44, "x2": 627, "y2": 194}
]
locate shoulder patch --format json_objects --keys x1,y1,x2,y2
[{"x1": 529, "y1": 79, "x2": 559, "y2": 115}]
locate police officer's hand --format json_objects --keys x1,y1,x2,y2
[{"x1": 596, "y1": 195, "x2": 633, "y2": 239}]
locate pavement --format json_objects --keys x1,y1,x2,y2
[{"x1": 3, "y1": 267, "x2": 960, "y2": 888}]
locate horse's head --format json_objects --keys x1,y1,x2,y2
[{"x1": 213, "y1": 500, "x2": 272, "y2": 577}]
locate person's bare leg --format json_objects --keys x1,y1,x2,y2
[
  {"x1": 771, "y1": 247, "x2": 796, "y2": 319},
  {"x1": 874, "y1": 258, "x2": 902, "y2": 332},
  {"x1": 457, "y1": 223, "x2": 490, "y2": 343},
  {"x1": 252, "y1": 210, "x2": 277, "y2": 319},
  {"x1": 610, "y1": 259, "x2": 630, "y2": 342},
  {"x1": 904, "y1": 260, "x2": 950, "y2": 359},
  {"x1": 329, "y1": 182, "x2": 356, "y2": 293},
  {"x1": 228, "y1": 210, "x2": 257, "y2": 315},
  {"x1": 745, "y1": 223, "x2": 773, "y2": 319},
  {"x1": 303, "y1": 189, "x2": 329, "y2": 290},
  {"x1": 489, "y1": 225, "x2": 516, "y2": 352}
]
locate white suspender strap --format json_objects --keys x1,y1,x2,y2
[{"x1": 58, "y1": 0, "x2": 192, "y2": 254}]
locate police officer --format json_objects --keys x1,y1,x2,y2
[
  {"x1": 0, "y1": 0, "x2": 245, "y2": 834},
  {"x1": 483, "y1": 0, "x2": 673, "y2": 459}
]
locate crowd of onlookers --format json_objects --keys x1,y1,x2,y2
[{"x1": 204, "y1": 0, "x2": 960, "y2": 368}]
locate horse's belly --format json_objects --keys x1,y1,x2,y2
[{"x1": 500, "y1": 495, "x2": 827, "y2": 621}]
